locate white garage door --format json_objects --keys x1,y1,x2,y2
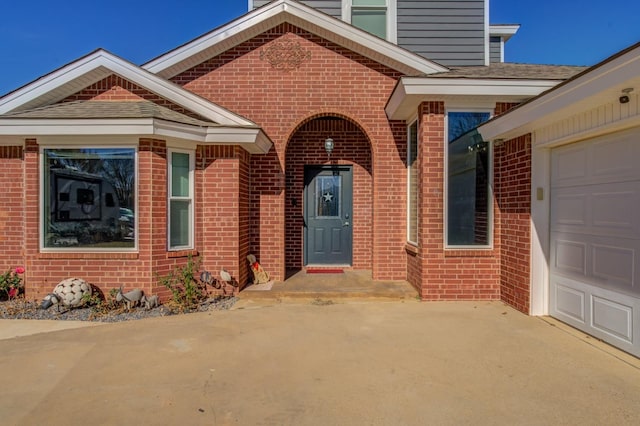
[{"x1": 550, "y1": 127, "x2": 640, "y2": 357}]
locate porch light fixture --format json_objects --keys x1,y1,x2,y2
[{"x1": 324, "y1": 138, "x2": 334, "y2": 157}]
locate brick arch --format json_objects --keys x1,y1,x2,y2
[
  {"x1": 284, "y1": 111, "x2": 376, "y2": 158},
  {"x1": 284, "y1": 114, "x2": 373, "y2": 270}
]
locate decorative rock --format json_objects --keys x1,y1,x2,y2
[{"x1": 52, "y1": 278, "x2": 92, "y2": 308}]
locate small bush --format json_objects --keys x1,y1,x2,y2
[{"x1": 157, "y1": 255, "x2": 207, "y2": 312}]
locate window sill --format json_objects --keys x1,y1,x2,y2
[
  {"x1": 404, "y1": 243, "x2": 419, "y2": 256},
  {"x1": 167, "y1": 249, "x2": 199, "y2": 259},
  {"x1": 39, "y1": 252, "x2": 139, "y2": 260},
  {"x1": 444, "y1": 248, "x2": 496, "y2": 258}
]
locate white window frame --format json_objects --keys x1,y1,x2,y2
[
  {"x1": 342, "y1": 0, "x2": 397, "y2": 43},
  {"x1": 407, "y1": 118, "x2": 419, "y2": 245},
  {"x1": 167, "y1": 148, "x2": 195, "y2": 251},
  {"x1": 39, "y1": 143, "x2": 139, "y2": 253},
  {"x1": 444, "y1": 108, "x2": 494, "y2": 249}
]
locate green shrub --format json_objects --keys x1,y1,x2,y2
[{"x1": 157, "y1": 255, "x2": 206, "y2": 312}]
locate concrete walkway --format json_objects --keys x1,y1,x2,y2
[{"x1": 1, "y1": 300, "x2": 639, "y2": 425}]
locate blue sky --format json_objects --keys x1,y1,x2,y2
[{"x1": 1, "y1": 0, "x2": 638, "y2": 96}]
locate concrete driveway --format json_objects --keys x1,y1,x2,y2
[{"x1": 1, "y1": 300, "x2": 639, "y2": 425}]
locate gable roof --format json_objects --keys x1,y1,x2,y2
[
  {"x1": 385, "y1": 63, "x2": 586, "y2": 121},
  {"x1": 0, "y1": 49, "x2": 273, "y2": 153},
  {"x1": 479, "y1": 42, "x2": 640, "y2": 143},
  {"x1": 0, "y1": 49, "x2": 255, "y2": 127},
  {"x1": 143, "y1": 0, "x2": 448, "y2": 78},
  {"x1": 427, "y1": 63, "x2": 587, "y2": 80},
  {"x1": 1, "y1": 100, "x2": 217, "y2": 126}
]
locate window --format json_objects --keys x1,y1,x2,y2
[
  {"x1": 407, "y1": 120, "x2": 418, "y2": 244},
  {"x1": 344, "y1": 0, "x2": 397, "y2": 42},
  {"x1": 168, "y1": 149, "x2": 194, "y2": 250},
  {"x1": 42, "y1": 148, "x2": 136, "y2": 250},
  {"x1": 446, "y1": 111, "x2": 492, "y2": 247}
]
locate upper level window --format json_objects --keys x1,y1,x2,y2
[
  {"x1": 446, "y1": 111, "x2": 492, "y2": 247},
  {"x1": 168, "y1": 149, "x2": 194, "y2": 250},
  {"x1": 42, "y1": 148, "x2": 136, "y2": 250},
  {"x1": 343, "y1": 0, "x2": 397, "y2": 42}
]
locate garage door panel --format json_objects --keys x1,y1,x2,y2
[
  {"x1": 592, "y1": 296, "x2": 633, "y2": 343},
  {"x1": 552, "y1": 129, "x2": 640, "y2": 188},
  {"x1": 552, "y1": 233, "x2": 639, "y2": 296},
  {"x1": 592, "y1": 134, "x2": 638, "y2": 181},
  {"x1": 552, "y1": 144, "x2": 587, "y2": 187},
  {"x1": 551, "y1": 127, "x2": 640, "y2": 357},
  {"x1": 551, "y1": 183, "x2": 640, "y2": 239},
  {"x1": 551, "y1": 192, "x2": 587, "y2": 228},
  {"x1": 592, "y1": 244, "x2": 635, "y2": 291},
  {"x1": 553, "y1": 280, "x2": 586, "y2": 322},
  {"x1": 553, "y1": 238, "x2": 587, "y2": 277},
  {"x1": 551, "y1": 277, "x2": 639, "y2": 357}
]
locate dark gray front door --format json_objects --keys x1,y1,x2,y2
[{"x1": 304, "y1": 165, "x2": 353, "y2": 265}]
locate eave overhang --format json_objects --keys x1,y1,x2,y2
[
  {"x1": 0, "y1": 118, "x2": 273, "y2": 154},
  {"x1": 385, "y1": 77, "x2": 561, "y2": 121},
  {"x1": 489, "y1": 25, "x2": 520, "y2": 42},
  {"x1": 143, "y1": 0, "x2": 448, "y2": 78},
  {"x1": 0, "y1": 50, "x2": 256, "y2": 127},
  {"x1": 478, "y1": 42, "x2": 640, "y2": 143}
]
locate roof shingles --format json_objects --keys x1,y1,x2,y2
[
  {"x1": 427, "y1": 63, "x2": 588, "y2": 80},
  {"x1": 0, "y1": 100, "x2": 219, "y2": 127}
]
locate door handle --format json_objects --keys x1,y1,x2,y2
[{"x1": 343, "y1": 221, "x2": 350, "y2": 227}]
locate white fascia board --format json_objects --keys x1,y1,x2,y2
[
  {"x1": 489, "y1": 25, "x2": 520, "y2": 42},
  {"x1": 479, "y1": 45, "x2": 640, "y2": 142},
  {"x1": 0, "y1": 52, "x2": 110, "y2": 114},
  {"x1": 143, "y1": 0, "x2": 447, "y2": 77},
  {"x1": 205, "y1": 127, "x2": 273, "y2": 154},
  {"x1": 0, "y1": 50, "x2": 256, "y2": 127},
  {"x1": 386, "y1": 77, "x2": 559, "y2": 120},
  {"x1": 0, "y1": 118, "x2": 158, "y2": 136},
  {"x1": 0, "y1": 118, "x2": 273, "y2": 153}
]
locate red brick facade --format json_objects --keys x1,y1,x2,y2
[
  {"x1": 495, "y1": 135, "x2": 532, "y2": 312},
  {"x1": 172, "y1": 24, "x2": 406, "y2": 281},
  {"x1": 0, "y1": 24, "x2": 534, "y2": 313}
]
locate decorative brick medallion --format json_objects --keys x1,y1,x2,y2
[{"x1": 260, "y1": 39, "x2": 311, "y2": 71}]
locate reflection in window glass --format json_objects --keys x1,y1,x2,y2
[
  {"x1": 351, "y1": 0, "x2": 387, "y2": 39},
  {"x1": 407, "y1": 120, "x2": 418, "y2": 244},
  {"x1": 447, "y1": 112, "x2": 491, "y2": 246},
  {"x1": 168, "y1": 150, "x2": 194, "y2": 250},
  {"x1": 171, "y1": 152, "x2": 190, "y2": 197},
  {"x1": 43, "y1": 148, "x2": 136, "y2": 249},
  {"x1": 316, "y1": 175, "x2": 341, "y2": 217}
]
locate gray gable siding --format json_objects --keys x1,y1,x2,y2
[
  {"x1": 490, "y1": 36, "x2": 501, "y2": 63},
  {"x1": 251, "y1": 1, "x2": 487, "y2": 66},
  {"x1": 397, "y1": 1, "x2": 486, "y2": 66},
  {"x1": 252, "y1": 1, "x2": 342, "y2": 18}
]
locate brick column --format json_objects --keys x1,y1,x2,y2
[{"x1": 197, "y1": 146, "x2": 250, "y2": 290}]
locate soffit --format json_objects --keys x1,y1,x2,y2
[{"x1": 479, "y1": 42, "x2": 640, "y2": 141}]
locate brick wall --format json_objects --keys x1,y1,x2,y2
[
  {"x1": 173, "y1": 24, "x2": 405, "y2": 280},
  {"x1": 494, "y1": 135, "x2": 531, "y2": 313},
  {"x1": 63, "y1": 75, "x2": 207, "y2": 120},
  {"x1": 12, "y1": 132, "x2": 250, "y2": 301},
  {"x1": 195, "y1": 145, "x2": 251, "y2": 290},
  {"x1": 0, "y1": 146, "x2": 24, "y2": 275},
  {"x1": 416, "y1": 102, "x2": 501, "y2": 300},
  {"x1": 285, "y1": 116, "x2": 372, "y2": 270}
]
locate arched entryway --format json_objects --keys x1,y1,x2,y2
[{"x1": 284, "y1": 115, "x2": 373, "y2": 273}]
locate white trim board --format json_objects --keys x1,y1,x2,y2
[{"x1": 144, "y1": 0, "x2": 446, "y2": 79}]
